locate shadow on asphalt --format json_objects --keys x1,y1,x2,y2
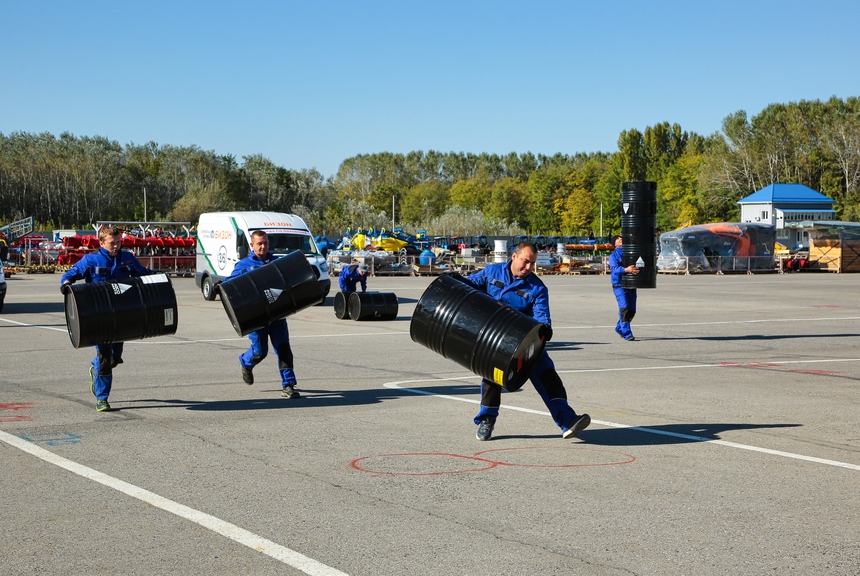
[
  {"x1": 0, "y1": 301, "x2": 66, "y2": 314},
  {"x1": 577, "y1": 422, "x2": 802, "y2": 446},
  {"x1": 125, "y1": 384, "x2": 482, "y2": 412},
  {"x1": 648, "y1": 333, "x2": 860, "y2": 341}
]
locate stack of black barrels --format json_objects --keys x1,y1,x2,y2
[{"x1": 621, "y1": 181, "x2": 657, "y2": 289}]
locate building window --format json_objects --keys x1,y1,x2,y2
[{"x1": 761, "y1": 211, "x2": 768, "y2": 220}]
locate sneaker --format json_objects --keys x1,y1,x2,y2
[
  {"x1": 476, "y1": 417, "x2": 495, "y2": 441},
  {"x1": 89, "y1": 365, "x2": 96, "y2": 397},
  {"x1": 281, "y1": 385, "x2": 300, "y2": 399},
  {"x1": 96, "y1": 399, "x2": 112, "y2": 412},
  {"x1": 625, "y1": 336, "x2": 636, "y2": 341},
  {"x1": 562, "y1": 413, "x2": 591, "y2": 440},
  {"x1": 241, "y1": 365, "x2": 254, "y2": 385}
]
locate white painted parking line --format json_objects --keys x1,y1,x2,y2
[
  {"x1": 5, "y1": 313, "x2": 860, "y2": 340},
  {"x1": 0, "y1": 429, "x2": 349, "y2": 576},
  {"x1": 384, "y1": 368, "x2": 860, "y2": 472}
]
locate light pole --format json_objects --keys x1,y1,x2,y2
[
  {"x1": 600, "y1": 202, "x2": 603, "y2": 237},
  {"x1": 143, "y1": 186, "x2": 148, "y2": 223}
]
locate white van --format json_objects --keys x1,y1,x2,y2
[{"x1": 194, "y1": 211, "x2": 330, "y2": 302}]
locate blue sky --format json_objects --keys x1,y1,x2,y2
[{"x1": 3, "y1": 0, "x2": 858, "y2": 178}]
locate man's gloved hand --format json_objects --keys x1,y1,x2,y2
[
  {"x1": 543, "y1": 324, "x2": 553, "y2": 342},
  {"x1": 61, "y1": 283, "x2": 71, "y2": 295}
]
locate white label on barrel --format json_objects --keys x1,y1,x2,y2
[
  {"x1": 164, "y1": 308, "x2": 175, "y2": 326},
  {"x1": 112, "y1": 283, "x2": 132, "y2": 295},
  {"x1": 636, "y1": 256, "x2": 645, "y2": 268},
  {"x1": 141, "y1": 274, "x2": 169, "y2": 284},
  {"x1": 264, "y1": 288, "x2": 283, "y2": 304},
  {"x1": 623, "y1": 202, "x2": 630, "y2": 214}
]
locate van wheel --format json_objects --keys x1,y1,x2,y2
[{"x1": 202, "y1": 277, "x2": 217, "y2": 301}]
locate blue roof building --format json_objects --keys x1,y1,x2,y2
[{"x1": 738, "y1": 183, "x2": 836, "y2": 249}]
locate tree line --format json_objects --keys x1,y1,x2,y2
[{"x1": 1, "y1": 96, "x2": 858, "y2": 238}]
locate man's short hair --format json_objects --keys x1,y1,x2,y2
[
  {"x1": 250, "y1": 230, "x2": 268, "y2": 241},
  {"x1": 513, "y1": 241, "x2": 538, "y2": 255},
  {"x1": 99, "y1": 225, "x2": 122, "y2": 241}
]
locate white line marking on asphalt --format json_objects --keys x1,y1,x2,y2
[
  {"x1": 4, "y1": 314, "x2": 860, "y2": 340},
  {"x1": 0, "y1": 317, "x2": 66, "y2": 332},
  {"x1": 383, "y1": 370, "x2": 860, "y2": 472},
  {"x1": 0, "y1": 429, "x2": 349, "y2": 576}
]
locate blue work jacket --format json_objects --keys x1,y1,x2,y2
[
  {"x1": 60, "y1": 248, "x2": 152, "y2": 285},
  {"x1": 461, "y1": 261, "x2": 551, "y2": 325},
  {"x1": 338, "y1": 264, "x2": 367, "y2": 292},
  {"x1": 229, "y1": 252, "x2": 278, "y2": 278},
  {"x1": 609, "y1": 247, "x2": 627, "y2": 287}
]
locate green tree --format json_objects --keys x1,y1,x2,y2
[
  {"x1": 524, "y1": 165, "x2": 570, "y2": 233},
  {"x1": 449, "y1": 175, "x2": 492, "y2": 211},
  {"x1": 399, "y1": 180, "x2": 450, "y2": 224},
  {"x1": 488, "y1": 177, "x2": 527, "y2": 227}
]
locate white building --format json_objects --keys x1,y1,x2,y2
[{"x1": 737, "y1": 183, "x2": 836, "y2": 249}]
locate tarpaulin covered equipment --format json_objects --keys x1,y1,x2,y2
[{"x1": 658, "y1": 223, "x2": 775, "y2": 273}]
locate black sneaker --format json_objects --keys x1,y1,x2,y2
[
  {"x1": 241, "y1": 365, "x2": 254, "y2": 385},
  {"x1": 281, "y1": 385, "x2": 300, "y2": 399},
  {"x1": 96, "y1": 399, "x2": 112, "y2": 412},
  {"x1": 476, "y1": 417, "x2": 495, "y2": 441},
  {"x1": 562, "y1": 413, "x2": 591, "y2": 439}
]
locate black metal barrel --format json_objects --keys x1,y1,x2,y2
[
  {"x1": 348, "y1": 291, "x2": 398, "y2": 321},
  {"x1": 334, "y1": 290, "x2": 351, "y2": 319},
  {"x1": 64, "y1": 274, "x2": 178, "y2": 349},
  {"x1": 621, "y1": 181, "x2": 658, "y2": 289},
  {"x1": 217, "y1": 251, "x2": 323, "y2": 336},
  {"x1": 409, "y1": 274, "x2": 549, "y2": 392}
]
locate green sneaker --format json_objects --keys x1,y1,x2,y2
[
  {"x1": 96, "y1": 399, "x2": 111, "y2": 412},
  {"x1": 89, "y1": 365, "x2": 96, "y2": 397}
]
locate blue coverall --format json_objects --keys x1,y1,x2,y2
[
  {"x1": 461, "y1": 261, "x2": 582, "y2": 433},
  {"x1": 338, "y1": 264, "x2": 367, "y2": 293},
  {"x1": 609, "y1": 246, "x2": 637, "y2": 340},
  {"x1": 60, "y1": 248, "x2": 153, "y2": 401},
  {"x1": 229, "y1": 252, "x2": 297, "y2": 387}
]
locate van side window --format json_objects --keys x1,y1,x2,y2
[{"x1": 237, "y1": 230, "x2": 249, "y2": 259}]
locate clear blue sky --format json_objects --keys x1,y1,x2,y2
[{"x1": 3, "y1": 0, "x2": 858, "y2": 178}]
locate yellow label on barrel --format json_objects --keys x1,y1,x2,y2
[{"x1": 493, "y1": 367, "x2": 504, "y2": 385}]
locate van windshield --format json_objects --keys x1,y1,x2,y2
[{"x1": 266, "y1": 233, "x2": 318, "y2": 255}]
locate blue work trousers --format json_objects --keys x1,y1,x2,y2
[
  {"x1": 613, "y1": 287, "x2": 637, "y2": 340},
  {"x1": 240, "y1": 319, "x2": 296, "y2": 386},
  {"x1": 474, "y1": 351, "x2": 579, "y2": 432},
  {"x1": 92, "y1": 342, "x2": 124, "y2": 401}
]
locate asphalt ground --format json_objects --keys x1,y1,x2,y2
[{"x1": 1, "y1": 269, "x2": 858, "y2": 575}]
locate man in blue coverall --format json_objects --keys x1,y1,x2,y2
[
  {"x1": 609, "y1": 235, "x2": 639, "y2": 341},
  {"x1": 461, "y1": 242, "x2": 591, "y2": 441},
  {"x1": 61, "y1": 226, "x2": 153, "y2": 412},
  {"x1": 339, "y1": 262, "x2": 368, "y2": 293},
  {"x1": 229, "y1": 230, "x2": 300, "y2": 399}
]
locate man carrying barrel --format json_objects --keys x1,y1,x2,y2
[
  {"x1": 338, "y1": 262, "x2": 368, "y2": 294},
  {"x1": 61, "y1": 226, "x2": 153, "y2": 412},
  {"x1": 461, "y1": 241, "x2": 591, "y2": 441},
  {"x1": 229, "y1": 230, "x2": 300, "y2": 399},
  {"x1": 609, "y1": 235, "x2": 639, "y2": 341}
]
